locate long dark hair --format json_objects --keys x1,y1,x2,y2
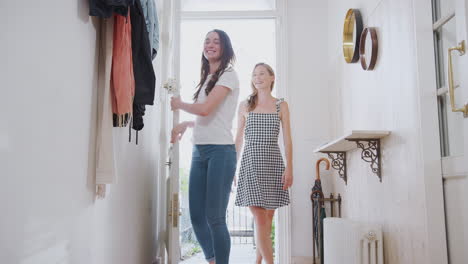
[
  {"x1": 193, "y1": 29, "x2": 236, "y2": 101},
  {"x1": 247, "y1": 63, "x2": 275, "y2": 111}
]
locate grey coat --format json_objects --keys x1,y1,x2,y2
[{"x1": 140, "y1": 0, "x2": 160, "y2": 59}]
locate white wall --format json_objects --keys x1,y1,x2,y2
[
  {"x1": 1, "y1": 1, "x2": 160, "y2": 263},
  {"x1": 326, "y1": 0, "x2": 446, "y2": 263},
  {"x1": 287, "y1": 0, "x2": 447, "y2": 263},
  {"x1": 286, "y1": 0, "x2": 333, "y2": 260}
]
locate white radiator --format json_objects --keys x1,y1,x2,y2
[{"x1": 324, "y1": 218, "x2": 384, "y2": 264}]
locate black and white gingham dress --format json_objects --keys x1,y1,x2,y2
[{"x1": 235, "y1": 99, "x2": 290, "y2": 210}]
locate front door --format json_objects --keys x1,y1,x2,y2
[
  {"x1": 432, "y1": 0, "x2": 468, "y2": 263},
  {"x1": 160, "y1": 0, "x2": 182, "y2": 263}
]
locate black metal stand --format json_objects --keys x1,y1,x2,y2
[
  {"x1": 311, "y1": 193, "x2": 342, "y2": 264},
  {"x1": 322, "y1": 152, "x2": 347, "y2": 185}
]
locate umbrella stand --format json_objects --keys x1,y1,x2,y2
[
  {"x1": 311, "y1": 158, "x2": 344, "y2": 264},
  {"x1": 311, "y1": 190, "x2": 325, "y2": 264},
  {"x1": 312, "y1": 158, "x2": 330, "y2": 264},
  {"x1": 312, "y1": 193, "x2": 343, "y2": 264}
]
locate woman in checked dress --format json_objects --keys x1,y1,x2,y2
[{"x1": 234, "y1": 63, "x2": 293, "y2": 264}]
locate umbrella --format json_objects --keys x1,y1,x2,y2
[{"x1": 311, "y1": 158, "x2": 330, "y2": 264}]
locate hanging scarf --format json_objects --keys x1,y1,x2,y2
[{"x1": 111, "y1": 11, "x2": 135, "y2": 127}]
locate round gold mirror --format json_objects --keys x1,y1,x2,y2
[{"x1": 342, "y1": 9, "x2": 363, "y2": 63}]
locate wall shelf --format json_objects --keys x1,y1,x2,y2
[{"x1": 314, "y1": 130, "x2": 391, "y2": 184}]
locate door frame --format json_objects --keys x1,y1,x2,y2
[
  {"x1": 175, "y1": 1, "x2": 292, "y2": 263},
  {"x1": 412, "y1": 0, "x2": 449, "y2": 263},
  {"x1": 274, "y1": 1, "x2": 292, "y2": 263},
  {"x1": 445, "y1": 0, "x2": 468, "y2": 262}
]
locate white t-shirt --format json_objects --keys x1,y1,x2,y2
[{"x1": 193, "y1": 68, "x2": 240, "y2": 145}]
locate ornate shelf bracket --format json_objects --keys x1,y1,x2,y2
[
  {"x1": 314, "y1": 130, "x2": 390, "y2": 185},
  {"x1": 346, "y1": 138, "x2": 382, "y2": 182},
  {"x1": 322, "y1": 151, "x2": 347, "y2": 185}
]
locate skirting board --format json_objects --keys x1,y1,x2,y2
[{"x1": 291, "y1": 256, "x2": 315, "y2": 264}]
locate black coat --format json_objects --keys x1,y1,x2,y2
[
  {"x1": 89, "y1": 0, "x2": 135, "y2": 18},
  {"x1": 130, "y1": 0, "x2": 156, "y2": 106},
  {"x1": 130, "y1": 0, "x2": 156, "y2": 131}
]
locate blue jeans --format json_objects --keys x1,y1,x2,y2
[{"x1": 189, "y1": 145, "x2": 237, "y2": 264}]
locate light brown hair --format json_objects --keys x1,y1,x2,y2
[{"x1": 247, "y1": 63, "x2": 275, "y2": 111}]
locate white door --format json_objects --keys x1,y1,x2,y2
[
  {"x1": 166, "y1": 13, "x2": 182, "y2": 264},
  {"x1": 160, "y1": 0, "x2": 182, "y2": 263},
  {"x1": 165, "y1": 85, "x2": 181, "y2": 264},
  {"x1": 432, "y1": 0, "x2": 468, "y2": 263}
]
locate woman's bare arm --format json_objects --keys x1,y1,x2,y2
[{"x1": 171, "y1": 85, "x2": 231, "y2": 116}]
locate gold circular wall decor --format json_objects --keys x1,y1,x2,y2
[
  {"x1": 343, "y1": 9, "x2": 363, "y2": 63},
  {"x1": 359, "y1": 27, "x2": 378, "y2": 70}
]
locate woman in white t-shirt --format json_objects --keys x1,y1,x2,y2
[{"x1": 170, "y1": 29, "x2": 239, "y2": 264}]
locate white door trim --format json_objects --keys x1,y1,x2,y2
[
  {"x1": 180, "y1": 10, "x2": 280, "y2": 19},
  {"x1": 275, "y1": 0, "x2": 291, "y2": 263},
  {"x1": 412, "y1": 0, "x2": 448, "y2": 263}
]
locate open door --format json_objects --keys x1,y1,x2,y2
[
  {"x1": 165, "y1": 77, "x2": 181, "y2": 264},
  {"x1": 159, "y1": 0, "x2": 181, "y2": 263},
  {"x1": 432, "y1": 0, "x2": 468, "y2": 262}
]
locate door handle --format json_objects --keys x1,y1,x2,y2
[{"x1": 448, "y1": 40, "x2": 468, "y2": 118}]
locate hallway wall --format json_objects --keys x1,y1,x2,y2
[
  {"x1": 326, "y1": 0, "x2": 446, "y2": 263},
  {"x1": 286, "y1": 0, "x2": 335, "y2": 261},
  {"x1": 1, "y1": 1, "x2": 160, "y2": 263}
]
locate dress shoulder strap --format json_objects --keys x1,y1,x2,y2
[{"x1": 276, "y1": 98, "x2": 284, "y2": 113}]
